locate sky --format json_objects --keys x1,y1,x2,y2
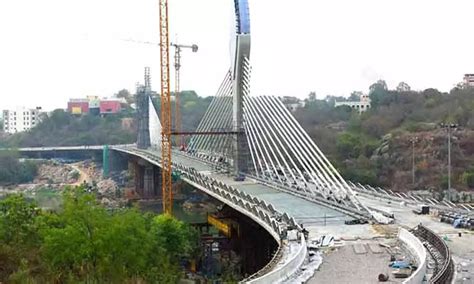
[{"x1": 0, "y1": 0, "x2": 473, "y2": 111}]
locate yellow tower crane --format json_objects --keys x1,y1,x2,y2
[
  {"x1": 170, "y1": 42, "x2": 198, "y2": 149},
  {"x1": 159, "y1": 0, "x2": 173, "y2": 215}
]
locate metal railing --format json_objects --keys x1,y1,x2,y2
[
  {"x1": 411, "y1": 224, "x2": 454, "y2": 284},
  {"x1": 350, "y1": 181, "x2": 471, "y2": 214}
]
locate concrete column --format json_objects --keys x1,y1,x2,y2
[
  {"x1": 136, "y1": 87, "x2": 151, "y2": 149},
  {"x1": 143, "y1": 166, "x2": 155, "y2": 198},
  {"x1": 134, "y1": 162, "x2": 144, "y2": 197},
  {"x1": 153, "y1": 166, "x2": 162, "y2": 197}
]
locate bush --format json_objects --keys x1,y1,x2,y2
[
  {"x1": 462, "y1": 171, "x2": 474, "y2": 189},
  {"x1": 0, "y1": 188, "x2": 198, "y2": 282},
  {"x1": 0, "y1": 151, "x2": 38, "y2": 184},
  {"x1": 336, "y1": 133, "x2": 362, "y2": 159}
]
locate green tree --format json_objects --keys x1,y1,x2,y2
[
  {"x1": 462, "y1": 171, "x2": 474, "y2": 188},
  {"x1": 150, "y1": 214, "x2": 198, "y2": 260},
  {"x1": 38, "y1": 187, "x2": 197, "y2": 282},
  {"x1": 0, "y1": 151, "x2": 38, "y2": 184},
  {"x1": 40, "y1": 188, "x2": 108, "y2": 280},
  {"x1": 336, "y1": 133, "x2": 362, "y2": 159},
  {"x1": 115, "y1": 89, "x2": 134, "y2": 104},
  {"x1": 348, "y1": 91, "x2": 362, "y2": 101},
  {"x1": 0, "y1": 195, "x2": 41, "y2": 281},
  {"x1": 0, "y1": 194, "x2": 39, "y2": 246},
  {"x1": 369, "y1": 79, "x2": 389, "y2": 108}
]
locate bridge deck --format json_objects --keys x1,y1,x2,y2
[{"x1": 166, "y1": 150, "x2": 350, "y2": 223}]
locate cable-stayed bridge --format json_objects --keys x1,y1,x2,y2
[{"x1": 7, "y1": 0, "x2": 466, "y2": 282}]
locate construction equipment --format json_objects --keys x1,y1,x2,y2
[
  {"x1": 159, "y1": 0, "x2": 172, "y2": 215},
  {"x1": 170, "y1": 42, "x2": 198, "y2": 149}
]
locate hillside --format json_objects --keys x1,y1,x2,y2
[
  {"x1": 295, "y1": 83, "x2": 474, "y2": 194},
  {"x1": 2, "y1": 84, "x2": 473, "y2": 194},
  {"x1": 0, "y1": 110, "x2": 136, "y2": 147},
  {"x1": 0, "y1": 90, "x2": 211, "y2": 148}
]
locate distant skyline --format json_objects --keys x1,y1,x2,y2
[{"x1": 0, "y1": 0, "x2": 473, "y2": 111}]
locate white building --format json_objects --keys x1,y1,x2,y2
[
  {"x1": 463, "y1": 74, "x2": 474, "y2": 87},
  {"x1": 2, "y1": 107, "x2": 43, "y2": 134},
  {"x1": 281, "y1": 96, "x2": 306, "y2": 112},
  {"x1": 334, "y1": 94, "x2": 371, "y2": 113}
]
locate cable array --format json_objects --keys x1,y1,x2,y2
[
  {"x1": 188, "y1": 71, "x2": 234, "y2": 162},
  {"x1": 185, "y1": 63, "x2": 367, "y2": 212}
]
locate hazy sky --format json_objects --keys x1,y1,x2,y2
[{"x1": 0, "y1": 0, "x2": 473, "y2": 111}]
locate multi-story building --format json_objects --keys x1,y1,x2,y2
[
  {"x1": 100, "y1": 99, "x2": 123, "y2": 114},
  {"x1": 334, "y1": 93, "x2": 371, "y2": 113},
  {"x1": 67, "y1": 96, "x2": 125, "y2": 115},
  {"x1": 2, "y1": 107, "x2": 43, "y2": 134},
  {"x1": 67, "y1": 98, "x2": 90, "y2": 114},
  {"x1": 463, "y1": 74, "x2": 474, "y2": 87}
]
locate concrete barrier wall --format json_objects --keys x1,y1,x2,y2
[
  {"x1": 247, "y1": 234, "x2": 307, "y2": 284},
  {"x1": 398, "y1": 228, "x2": 427, "y2": 284}
]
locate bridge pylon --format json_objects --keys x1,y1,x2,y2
[
  {"x1": 231, "y1": 11, "x2": 251, "y2": 177},
  {"x1": 136, "y1": 68, "x2": 152, "y2": 149}
]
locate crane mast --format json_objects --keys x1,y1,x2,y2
[
  {"x1": 171, "y1": 42, "x2": 198, "y2": 148},
  {"x1": 159, "y1": 0, "x2": 172, "y2": 215}
]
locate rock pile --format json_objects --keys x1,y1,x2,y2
[{"x1": 34, "y1": 162, "x2": 79, "y2": 184}]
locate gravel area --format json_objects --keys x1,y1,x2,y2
[{"x1": 308, "y1": 241, "x2": 412, "y2": 284}]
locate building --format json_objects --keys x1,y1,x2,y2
[
  {"x1": 67, "y1": 96, "x2": 125, "y2": 115},
  {"x1": 463, "y1": 74, "x2": 474, "y2": 87},
  {"x1": 87, "y1": 96, "x2": 100, "y2": 115},
  {"x1": 334, "y1": 93, "x2": 371, "y2": 113},
  {"x1": 67, "y1": 99, "x2": 89, "y2": 115},
  {"x1": 100, "y1": 99, "x2": 123, "y2": 114},
  {"x1": 2, "y1": 107, "x2": 43, "y2": 134},
  {"x1": 281, "y1": 96, "x2": 305, "y2": 112}
]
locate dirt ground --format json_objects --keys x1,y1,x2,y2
[{"x1": 308, "y1": 241, "x2": 411, "y2": 284}]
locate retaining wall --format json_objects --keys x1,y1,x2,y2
[
  {"x1": 398, "y1": 228, "x2": 427, "y2": 284},
  {"x1": 247, "y1": 233, "x2": 307, "y2": 283}
]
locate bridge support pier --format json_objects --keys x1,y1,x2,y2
[
  {"x1": 103, "y1": 149, "x2": 128, "y2": 178},
  {"x1": 130, "y1": 159, "x2": 161, "y2": 199},
  {"x1": 143, "y1": 166, "x2": 155, "y2": 198}
]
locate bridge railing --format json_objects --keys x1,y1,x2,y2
[
  {"x1": 411, "y1": 224, "x2": 454, "y2": 284},
  {"x1": 349, "y1": 181, "x2": 470, "y2": 213}
]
